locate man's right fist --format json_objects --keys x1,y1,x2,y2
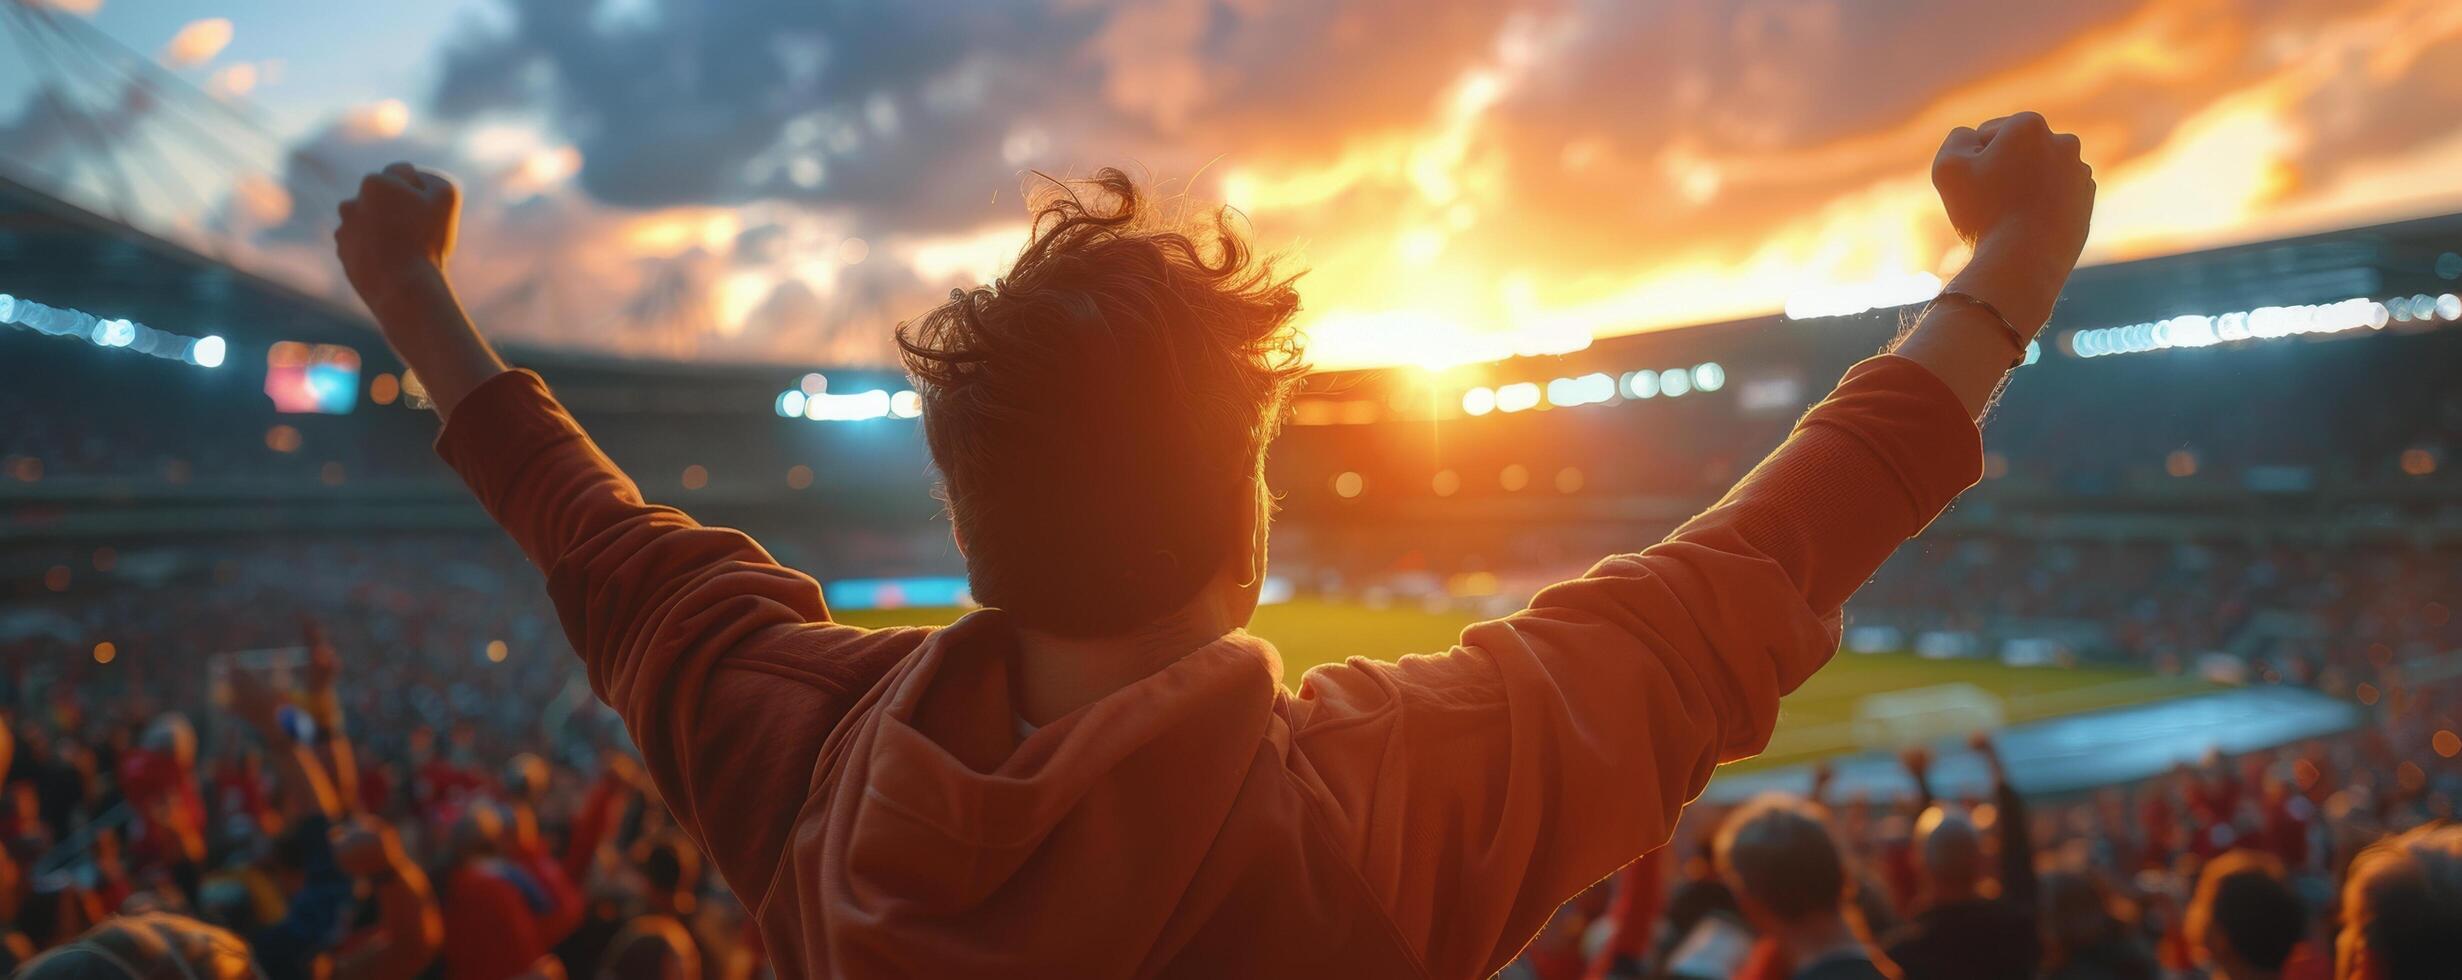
[
  {"x1": 335, "y1": 162, "x2": 460, "y2": 313},
  {"x1": 1931, "y1": 112, "x2": 2095, "y2": 332}
]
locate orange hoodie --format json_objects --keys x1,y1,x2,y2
[{"x1": 435, "y1": 354, "x2": 1980, "y2": 978}]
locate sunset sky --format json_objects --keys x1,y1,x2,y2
[{"x1": 6, "y1": 0, "x2": 2462, "y2": 370}]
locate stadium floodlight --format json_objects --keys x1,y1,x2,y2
[
  {"x1": 2068, "y1": 297, "x2": 2390, "y2": 358},
  {"x1": 2438, "y1": 294, "x2": 2461, "y2": 321},
  {"x1": 1494, "y1": 382, "x2": 1542, "y2": 413},
  {"x1": 1658, "y1": 368, "x2": 1691, "y2": 397},
  {"x1": 191, "y1": 335, "x2": 227, "y2": 368},
  {"x1": 777, "y1": 390, "x2": 808, "y2": 418},
  {"x1": 1460, "y1": 386, "x2": 1497, "y2": 416},
  {"x1": 1691, "y1": 362, "x2": 1725, "y2": 392},
  {"x1": 4, "y1": 292, "x2": 222, "y2": 367},
  {"x1": 889, "y1": 390, "x2": 922, "y2": 419},
  {"x1": 804, "y1": 389, "x2": 892, "y2": 421},
  {"x1": 1623, "y1": 370, "x2": 1658, "y2": 399},
  {"x1": 1546, "y1": 375, "x2": 1614, "y2": 408},
  {"x1": 1545, "y1": 377, "x2": 1575, "y2": 408}
]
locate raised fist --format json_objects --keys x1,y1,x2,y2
[
  {"x1": 335, "y1": 162, "x2": 460, "y2": 314},
  {"x1": 1932, "y1": 112, "x2": 2095, "y2": 331},
  {"x1": 1933, "y1": 112, "x2": 2093, "y2": 250}
]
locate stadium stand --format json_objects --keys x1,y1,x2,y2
[{"x1": 5, "y1": 107, "x2": 2462, "y2": 978}]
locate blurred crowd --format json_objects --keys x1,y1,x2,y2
[
  {"x1": 0, "y1": 538, "x2": 758, "y2": 978},
  {"x1": 1507, "y1": 665, "x2": 2462, "y2": 979},
  {"x1": 1288, "y1": 530, "x2": 2460, "y2": 694},
  {"x1": 1852, "y1": 537, "x2": 2459, "y2": 686},
  {"x1": 0, "y1": 533, "x2": 2456, "y2": 978}
]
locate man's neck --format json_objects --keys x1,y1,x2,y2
[
  {"x1": 1772, "y1": 914, "x2": 1869, "y2": 969},
  {"x1": 1925, "y1": 876, "x2": 1982, "y2": 907},
  {"x1": 1012, "y1": 605, "x2": 1236, "y2": 726}
]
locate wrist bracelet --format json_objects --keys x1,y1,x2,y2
[{"x1": 1929, "y1": 289, "x2": 2031, "y2": 367}]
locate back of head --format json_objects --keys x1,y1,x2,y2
[
  {"x1": 449, "y1": 798, "x2": 507, "y2": 860},
  {"x1": 898, "y1": 169, "x2": 1306, "y2": 637},
  {"x1": 1914, "y1": 804, "x2": 1984, "y2": 893},
  {"x1": 2339, "y1": 823, "x2": 2462, "y2": 980},
  {"x1": 603, "y1": 913, "x2": 697, "y2": 980},
  {"x1": 504, "y1": 752, "x2": 550, "y2": 803},
  {"x1": 17, "y1": 912, "x2": 256, "y2": 980},
  {"x1": 633, "y1": 832, "x2": 701, "y2": 913},
  {"x1": 1714, "y1": 793, "x2": 1848, "y2": 924},
  {"x1": 2189, "y1": 849, "x2": 2303, "y2": 974}
]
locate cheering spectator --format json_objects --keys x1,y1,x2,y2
[
  {"x1": 335, "y1": 94, "x2": 2092, "y2": 971},
  {"x1": 332, "y1": 815, "x2": 443, "y2": 980},
  {"x1": 219, "y1": 669, "x2": 355, "y2": 980},
  {"x1": 2334, "y1": 823, "x2": 2462, "y2": 980},
  {"x1": 1714, "y1": 795, "x2": 1890, "y2": 979},
  {"x1": 2186, "y1": 850, "x2": 2310, "y2": 980},
  {"x1": 593, "y1": 833, "x2": 703, "y2": 980},
  {"x1": 1882, "y1": 734, "x2": 2039, "y2": 980},
  {"x1": 16, "y1": 911, "x2": 259, "y2": 979},
  {"x1": 438, "y1": 802, "x2": 561, "y2": 980}
]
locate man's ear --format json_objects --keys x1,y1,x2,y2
[
  {"x1": 2353, "y1": 945, "x2": 2385, "y2": 980},
  {"x1": 2198, "y1": 928, "x2": 2232, "y2": 970},
  {"x1": 1246, "y1": 478, "x2": 1271, "y2": 585}
]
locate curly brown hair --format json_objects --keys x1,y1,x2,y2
[{"x1": 897, "y1": 169, "x2": 1307, "y2": 636}]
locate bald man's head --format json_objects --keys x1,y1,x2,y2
[{"x1": 1915, "y1": 804, "x2": 1985, "y2": 897}]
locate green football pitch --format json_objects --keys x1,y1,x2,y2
[{"x1": 836, "y1": 599, "x2": 2208, "y2": 769}]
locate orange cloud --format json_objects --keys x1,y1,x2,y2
[
  {"x1": 188, "y1": 0, "x2": 2462, "y2": 370},
  {"x1": 162, "y1": 18, "x2": 234, "y2": 69}
]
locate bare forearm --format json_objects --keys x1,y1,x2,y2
[
  {"x1": 266, "y1": 737, "x2": 343, "y2": 822},
  {"x1": 1890, "y1": 238, "x2": 2064, "y2": 420},
  {"x1": 321, "y1": 736, "x2": 363, "y2": 815},
  {"x1": 365, "y1": 267, "x2": 509, "y2": 422}
]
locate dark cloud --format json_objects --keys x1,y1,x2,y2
[{"x1": 429, "y1": 0, "x2": 1120, "y2": 233}]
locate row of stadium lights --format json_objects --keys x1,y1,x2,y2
[
  {"x1": 2065, "y1": 294, "x2": 2460, "y2": 359},
  {"x1": 774, "y1": 373, "x2": 921, "y2": 422},
  {"x1": 0, "y1": 293, "x2": 227, "y2": 368},
  {"x1": 1460, "y1": 362, "x2": 1726, "y2": 417}
]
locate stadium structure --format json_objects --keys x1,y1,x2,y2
[{"x1": 7, "y1": 147, "x2": 2462, "y2": 802}]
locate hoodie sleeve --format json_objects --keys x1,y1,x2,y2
[
  {"x1": 434, "y1": 370, "x2": 920, "y2": 909},
  {"x1": 1289, "y1": 355, "x2": 1982, "y2": 978}
]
